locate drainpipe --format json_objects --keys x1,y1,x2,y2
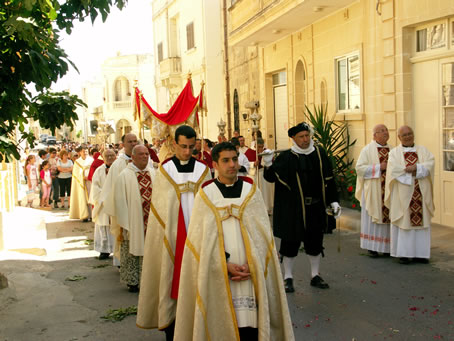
[{"x1": 222, "y1": 0, "x2": 232, "y2": 139}]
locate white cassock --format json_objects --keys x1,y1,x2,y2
[
  {"x1": 355, "y1": 141, "x2": 392, "y2": 253},
  {"x1": 238, "y1": 152, "x2": 250, "y2": 177},
  {"x1": 88, "y1": 164, "x2": 114, "y2": 254},
  {"x1": 204, "y1": 180, "x2": 257, "y2": 327},
  {"x1": 253, "y1": 152, "x2": 275, "y2": 215},
  {"x1": 84, "y1": 156, "x2": 94, "y2": 218},
  {"x1": 101, "y1": 154, "x2": 131, "y2": 266},
  {"x1": 385, "y1": 145, "x2": 435, "y2": 259}
]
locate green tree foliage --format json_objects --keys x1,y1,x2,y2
[
  {"x1": 0, "y1": 0, "x2": 126, "y2": 162},
  {"x1": 305, "y1": 104, "x2": 360, "y2": 208}
]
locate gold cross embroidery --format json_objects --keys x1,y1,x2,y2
[{"x1": 177, "y1": 181, "x2": 197, "y2": 193}]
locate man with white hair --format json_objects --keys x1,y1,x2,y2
[
  {"x1": 263, "y1": 122, "x2": 340, "y2": 293},
  {"x1": 355, "y1": 124, "x2": 392, "y2": 257},
  {"x1": 107, "y1": 145, "x2": 155, "y2": 291},
  {"x1": 89, "y1": 149, "x2": 117, "y2": 260},
  {"x1": 385, "y1": 125, "x2": 434, "y2": 264}
]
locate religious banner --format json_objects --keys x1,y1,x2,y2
[{"x1": 134, "y1": 78, "x2": 201, "y2": 139}]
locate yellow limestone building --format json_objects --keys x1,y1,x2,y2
[
  {"x1": 152, "y1": 0, "x2": 224, "y2": 140},
  {"x1": 226, "y1": 0, "x2": 454, "y2": 227}
]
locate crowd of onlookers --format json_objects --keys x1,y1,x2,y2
[
  {"x1": 21, "y1": 140, "x2": 140, "y2": 209},
  {"x1": 20, "y1": 130, "x2": 264, "y2": 209}
]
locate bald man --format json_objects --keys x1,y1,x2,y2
[
  {"x1": 108, "y1": 145, "x2": 155, "y2": 291},
  {"x1": 384, "y1": 126, "x2": 435, "y2": 264},
  {"x1": 102, "y1": 133, "x2": 139, "y2": 266},
  {"x1": 355, "y1": 124, "x2": 392, "y2": 257}
]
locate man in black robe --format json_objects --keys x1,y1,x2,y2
[{"x1": 263, "y1": 122, "x2": 341, "y2": 293}]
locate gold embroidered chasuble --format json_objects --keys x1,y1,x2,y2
[
  {"x1": 136, "y1": 159, "x2": 210, "y2": 330},
  {"x1": 173, "y1": 180, "x2": 294, "y2": 341},
  {"x1": 69, "y1": 157, "x2": 90, "y2": 220}
]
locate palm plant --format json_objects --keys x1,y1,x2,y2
[{"x1": 304, "y1": 104, "x2": 358, "y2": 207}]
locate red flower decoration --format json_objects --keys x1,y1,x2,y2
[
  {"x1": 352, "y1": 204, "x2": 356, "y2": 208},
  {"x1": 347, "y1": 185, "x2": 353, "y2": 192},
  {"x1": 350, "y1": 170, "x2": 354, "y2": 174}
]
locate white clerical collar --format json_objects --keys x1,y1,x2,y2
[
  {"x1": 291, "y1": 139, "x2": 315, "y2": 155},
  {"x1": 216, "y1": 176, "x2": 238, "y2": 187},
  {"x1": 401, "y1": 144, "x2": 416, "y2": 152}
]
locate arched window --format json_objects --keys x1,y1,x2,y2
[
  {"x1": 295, "y1": 60, "x2": 306, "y2": 122},
  {"x1": 321, "y1": 79, "x2": 327, "y2": 106},
  {"x1": 233, "y1": 89, "x2": 240, "y2": 132},
  {"x1": 114, "y1": 77, "x2": 130, "y2": 102}
]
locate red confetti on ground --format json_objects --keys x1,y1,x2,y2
[
  {"x1": 432, "y1": 309, "x2": 439, "y2": 315},
  {"x1": 371, "y1": 280, "x2": 377, "y2": 284},
  {"x1": 305, "y1": 324, "x2": 311, "y2": 328},
  {"x1": 409, "y1": 307, "x2": 420, "y2": 311}
]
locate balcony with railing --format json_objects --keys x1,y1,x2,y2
[
  {"x1": 228, "y1": 0, "x2": 358, "y2": 46},
  {"x1": 113, "y1": 100, "x2": 132, "y2": 109},
  {"x1": 159, "y1": 57, "x2": 182, "y2": 88}
]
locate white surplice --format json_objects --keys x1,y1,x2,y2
[
  {"x1": 89, "y1": 164, "x2": 114, "y2": 254},
  {"x1": 355, "y1": 141, "x2": 392, "y2": 253},
  {"x1": 101, "y1": 154, "x2": 131, "y2": 265},
  {"x1": 385, "y1": 145, "x2": 434, "y2": 258}
]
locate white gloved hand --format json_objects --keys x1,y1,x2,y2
[
  {"x1": 330, "y1": 202, "x2": 342, "y2": 219},
  {"x1": 262, "y1": 149, "x2": 274, "y2": 167}
]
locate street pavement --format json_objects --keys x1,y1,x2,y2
[{"x1": 0, "y1": 207, "x2": 454, "y2": 341}]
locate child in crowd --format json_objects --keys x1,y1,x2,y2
[
  {"x1": 25, "y1": 155, "x2": 39, "y2": 207},
  {"x1": 40, "y1": 160, "x2": 52, "y2": 208}
]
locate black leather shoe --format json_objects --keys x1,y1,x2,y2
[
  {"x1": 82, "y1": 218, "x2": 89, "y2": 222},
  {"x1": 128, "y1": 285, "x2": 139, "y2": 293},
  {"x1": 98, "y1": 253, "x2": 110, "y2": 260},
  {"x1": 399, "y1": 257, "x2": 411, "y2": 264},
  {"x1": 368, "y1": 250, "x2": 379, "y2": 258},
  {"x1": 284, "y1": 278, "x2": 295, "y2": 293},
  {"x1": 414, "y1": 258, "x2": 429, "y2": 264},
  {"x1": 310, "y1": 275, "x2": 329, "y2": 289}
]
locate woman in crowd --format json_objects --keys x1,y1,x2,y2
[{"x1": 57, "y1": 150, "x2": 73, "y2": 209}]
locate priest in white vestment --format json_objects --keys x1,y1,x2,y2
[
  {"x1": 69, "y1": 147, "x2": 91, "y2": 221},
  {"x1": 102, "y1": 133, "x2": 138, "y2": 266},
  {"x1": 231, "y1": 138, "x2": 250, "y2": 177},
  {"x1": 355, "y1": 124, "x2": 392, "y2": 257},
  {"x1": 88, "y1": 149, "x2": 116, "y2": 260},
  {"x1": 384, "y1": 126, "x2": 435, "y2": 264},
  {"x1": 253, "y1": 138, "x2": 274, "y2": 215},
  {"x1": 109, "y1": 145, "x2": 155, "y2": 292},
  {"x1": 137, "y1": 126, "x2": 211, "y2": 341},
  {"x1": 174, "y1": 142, "x2": 294, "y2": 341}
]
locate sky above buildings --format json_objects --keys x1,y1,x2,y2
[{"x1": 54, "y1": 2, "x2": 154, "y2": 93}]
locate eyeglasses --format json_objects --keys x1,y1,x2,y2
[{"x1": 176, "y1": 144, "x2": 195, "y2": 150}]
